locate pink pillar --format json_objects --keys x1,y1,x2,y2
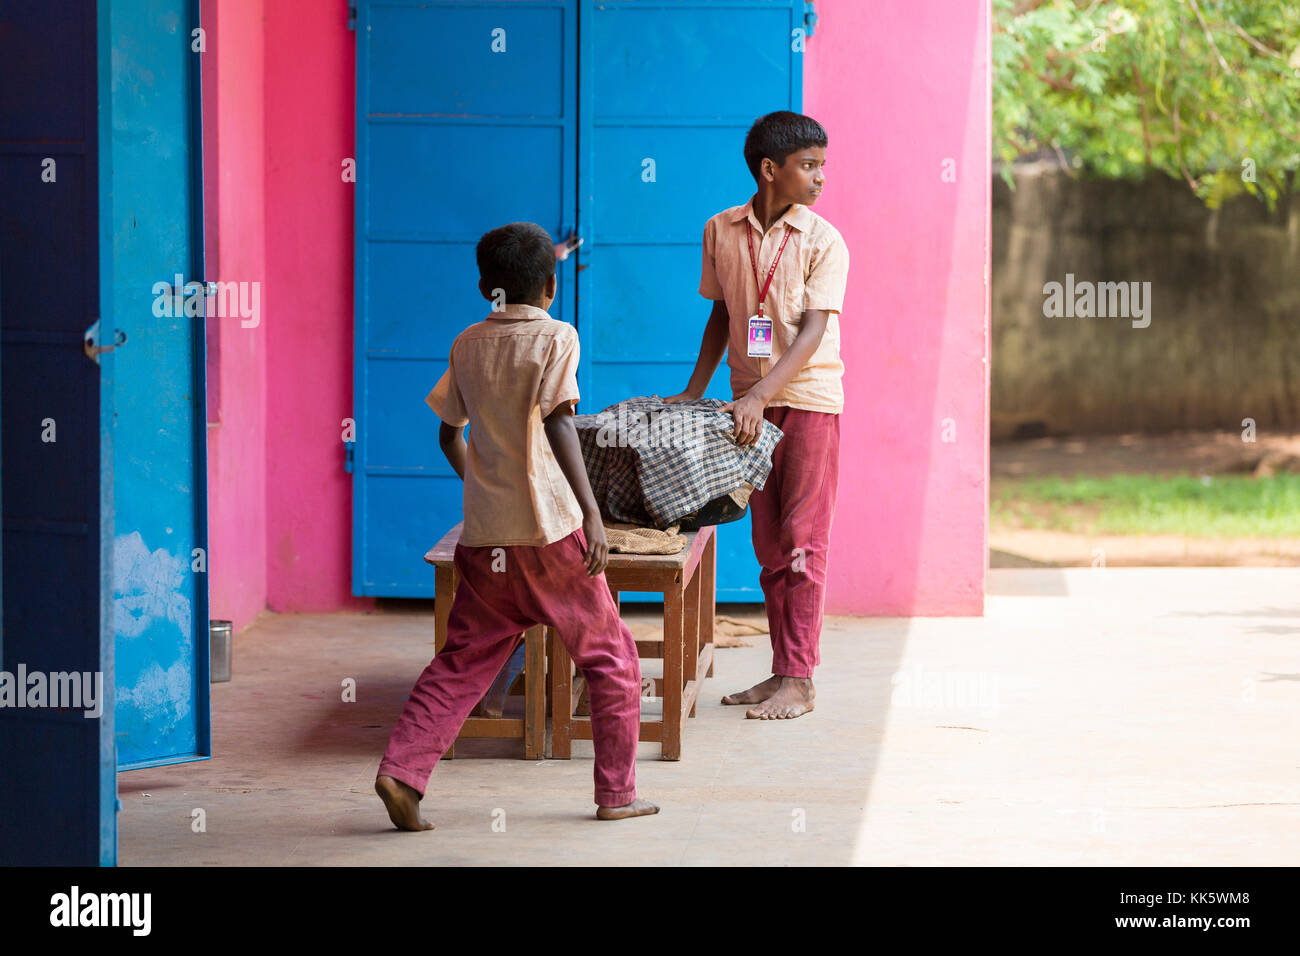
[
  {"x1": 203, "y1": 0, "x2": 269, "y2": 633},
  {"x1": 806, "y1": 0, "x2": 990, "y2": 615},
  {"x1": 262, "y1": 1, "x2": 372, "y2": 613}
]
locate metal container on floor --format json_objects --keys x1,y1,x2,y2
[{"x1": 210, "y1": 620, "x2": 232, "y2": 682}]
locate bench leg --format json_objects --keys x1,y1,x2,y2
[
  {"x1": 545, "y1": 628, "x2": 555, "y2": 757},
  {"x1": 525, "y1": 626, "x2": 545, "y2": 760},
  {"x1": 549, "y1": 628, "x2": 573, "y2": 759},
  {"x1": 703, "y1": 529, "x2": 717, "y2": 678},
  {"x1": 684, "y1": 559, "x2": 701, "y2": 718},
  {"x1": 662, "y1": 585, "x2": 684, "y2": 760}
]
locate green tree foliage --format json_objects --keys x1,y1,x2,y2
[{"x1": 994, "y1": 0, "x2": 1300, "y2": 207}]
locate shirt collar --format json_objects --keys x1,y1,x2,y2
[
  {"x1": 731, "y1": 195, "x2": 813, "y2": 233},
  {"x1": 486, "y1": 302, "x2": 553, "y2": 322}
]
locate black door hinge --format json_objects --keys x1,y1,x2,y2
[
  {"x1": 804, "y1": 1, "x2": 818, "y2": 37},
  {"x1": 344, "y1": 441, "x2": 355, "y2": 473},
  {"x1": 347, "y1": 0, "x2": 357, "y2": 32}
]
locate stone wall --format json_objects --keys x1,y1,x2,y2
[{"x1": 992, "y1": 164, "x2": 1300, "y2": 438}]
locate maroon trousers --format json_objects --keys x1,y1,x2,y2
[
  {"x1": 378, "y1": 530, "x2": 641, "y2": 807},
  {"x1": 748, "y1": 406, "x2": 841, "y2": 678}
]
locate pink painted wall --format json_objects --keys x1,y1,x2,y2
[
  {"x1": 262, "y1": 1, "x2": 372, "y2": 614},
  {"x1": 204, "y1": 0, "x2": 268, "y2": 633},
  {"x1": 226, "y1": 0, "x2": 989, "y2": 619},
  {"x1": 808, "y1": 0, "x2": 990, "y2": 616}
]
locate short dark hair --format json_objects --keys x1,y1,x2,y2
[
  {"x1": 743, "y1": 111, "x2": 828, "y2": 183},
  {"x1": 476, "y1": 222, "x2": 555, "y2": 304}
]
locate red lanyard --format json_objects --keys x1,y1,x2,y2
[{"x1": 745, "y1": 220, "x2": 793, "y2": 318}]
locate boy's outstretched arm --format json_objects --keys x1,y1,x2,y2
[
  {"x1": 543, "y1": 405, "x2": 609, "y2": 576},
  {"x1": 664, "y1": 299, "x2": 730, "y2": 403},
  {"x1": 439, "y1": 421, "x2": 467, "y2": 479}
]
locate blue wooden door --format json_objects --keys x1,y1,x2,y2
[
  {"x1": 105, "y1": 0, "x2": 211, "y2": 771},
  {"x1": 0, "y1": 0, "x2": 117, "y2": 865},
  {"x1": 352, "y1": 0, "x2": 579, "y2": 595},
  {"x1": 577, "y1": 0, "x2": 807, "y2": 600},
  {"x1": 353, "y1": 0, "x2": 807, "y2": 599}
]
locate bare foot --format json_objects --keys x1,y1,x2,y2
[
  {"x1": 745, "y1": 677, "x2": 815, "y2": 720},
  {"x1": 721, "y1": 674, "x2": 782, "y2": 705},
  {"x1": 375, "y1": 774, "x2": 435, "y2": 831},
  {"x1": 596, "y1": 798, "x2": 660, "y2": 821}
]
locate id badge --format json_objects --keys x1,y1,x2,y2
[{"x1": 747, "y1": 314, "x2": 773, "y2": 358}]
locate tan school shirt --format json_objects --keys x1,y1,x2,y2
[
  {"x1": 425, "y1": 303, "x2": 584, "y2": 548},
  {"x1": 698, "y1": 197, "x2": 850, "y2": 414}
]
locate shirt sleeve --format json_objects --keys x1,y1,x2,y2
[
  {"x1": 537, "y1": 327, "x2": 581, "y2": 418},
  {"x1": 698, "y1": 217, "x2": 725, "y2": 301},
  {"x1": 426, "y1": 354, "x2": 469, "y2": 427},
  {"x1": 803, "y1": 231, "x2": 850, "y2": 314}
]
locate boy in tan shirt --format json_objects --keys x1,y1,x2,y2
[
  {"x1": 376, "y1": 222, "x2": 658, "y2": 828},
  {"x1": 667, "y1": 111, "x2": 849, "y2": 721}
]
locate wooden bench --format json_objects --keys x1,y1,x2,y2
[
  {"x1": 549, "y1": 525, "x2": 716, "y2": 761},
  {"x1": 423, "y1": 525, "x2": 547, "y2": 760}
]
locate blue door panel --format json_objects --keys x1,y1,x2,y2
[
  {"x1": 354, "y1": 0, "x2": 579, "y2": 596},
  {"x1": 368, "y1": 248, "x2": 474, "y2": 354},
  {"x1": 587, "y1": 245, "x2": 719, "y2": 358},
  {"x1": 366, "y1": 359, "x2": 454, "y2": 469},
  {"x1": 0, "y1": 346, "x2": 97, "y2": 519},
  {"x1": 366, "y1": 475, "x2": 465, "y2": 589},
  {"x1": 107, "y1": 0, "x2": 211, "y2": 771},
  {"x1": 368, "y1": 5, "x2": 568, "y2": 117},
  {"x1": 587, "y1": 126, "x2": 762, "y2": 245},
  {"x1": 578, "y1": 0, "x2": 805, "y2": 600},
  {"x1": 0, "y1": 0, "x2": 115, "y2": 865},
  {"x1": 588, "y1": 3, "x2": 801, "y2": 119},
  {"x1": 368, "y1": 243, "x2": 571, "y2": 356},
  {"x1": 367, "y1": 124, "x2": 568, "y2": 237}
]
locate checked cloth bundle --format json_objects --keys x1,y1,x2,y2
[{"x1": 574, "y1": 396, "x2": 783, "y2": 530}]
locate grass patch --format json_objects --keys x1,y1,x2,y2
[{"x1": 990, "y1": 473, "x2": 1300, "y2": 537}]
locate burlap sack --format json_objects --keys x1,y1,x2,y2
[{"x1": 603, "y1": 522, "x2": 687, "y2": 555}]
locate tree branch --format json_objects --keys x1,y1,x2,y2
[
  {"x1": 1228, "y1": 22, "x2": 1285, "y2": 60},
  {"x1": 1025, "y1": 56, "x2": 1077, "y2": 92},
  {"x1": 1187, "y1": 0, "x2": 1233, "y2": 74}
]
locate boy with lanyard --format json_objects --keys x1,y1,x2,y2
[
  {"x1": 376, "y1": 222, "x2": 658, "y2": 828},
  {"x1": 666, "y1": 112, "x2": 849, "y2": 720}
]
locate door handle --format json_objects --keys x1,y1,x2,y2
[
  {"x1": 555, "y1": 227, "x2": 583, "y2": 261},
  {"x1": 84, "y1": 318, "x2": 127, "y2": 364}
]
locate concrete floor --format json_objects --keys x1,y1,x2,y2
[{"x1": 119, "y1": 568, "x2": 1300, "y2": 866}]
